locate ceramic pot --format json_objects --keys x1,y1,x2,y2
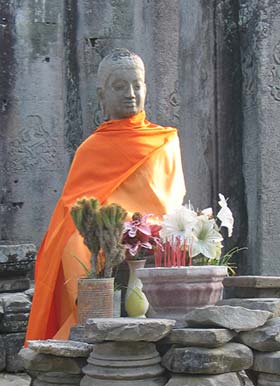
[
  {"x1": 125, "y1": 259, "x2": 149, "y2": 318},
  {"x1": 136, "y1": 266, "x2": 228, "y2": 325},
  {"x1": 77, "y1": 277, "x2": 114, "y2": 324}
]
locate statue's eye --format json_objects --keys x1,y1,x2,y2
[{"x1": 113, "y1": 82, "x2": 125, "y2": 91}]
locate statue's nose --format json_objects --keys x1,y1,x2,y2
[{"x1": 125, "y1": 84, "x2": 136, "y2": 98}]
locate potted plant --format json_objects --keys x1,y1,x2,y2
[
  {"x1": 136, "y1": 194, "x2": 239, "y2": 325},
  {"x1": 121, "y1": 212, "x2": 161, "y2": 317},
  {"x1": 70, "y1": 197, "x2": 127, "y2": 324}
]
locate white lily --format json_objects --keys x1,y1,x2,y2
[
  {"x1": 191, "y1": 215, "x2": 223, "y2": 259},
  {"x1": 160, "y1": 205, "x2": 197, "y2": 244},
  {"x1": 217, "y1": 193, "x2": 234, "y2": 237}
]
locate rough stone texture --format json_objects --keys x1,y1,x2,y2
[
  {"x1": 80, "y1": 317, "x2": 176, "y2": 342},
  {"x1": 0, "y1": 373, "x2": 31, "y2": 386},
  {"x1": 0, "y1": 312, "x2": 29, "y2": 333},
  {"x1": 24, "y1": 287, "x2": 34, "y2": 300},
  {"x1": 253, "y1": 351, "x2": 280, "y2": 375},
  {"x1": 3, "y1": 332, "x2": 25, "y2": 372},
  {"x1": 0, "y1": 278, "x2": 30, "y2": 293},
  {"x1": 240, "y1": 0, "x2": 280, "y2": 275},
  {"x1": 27, "y1": 339, "x2": 93, "y2": 357},
  {"x1": 258, "y1": 373, "x2": 280, "y2": 386},
  {"x1": 0, "y1": 244, "x2": 36, "y2": 261},
  {"x1": 218, "y1": 298, "x2": 280, "y2": 316},
  {"x1": 19, "y1": 347, "x2": 86, "y2": 374},
  {"x1": 223, "y1": 276, "x2": 280, "y2": 298},
  {"x1": 160, "y1": 328, "x2": 236, "y2": 348},
  {"x1": 81, "y1": 341, "x2": 167, "y2": 386},
  {"x1": 162, "y1": 342, "x2": 253, "y2": 375},
  {"x1": 165, "y1": 372, "x2": 253, "y2": 386},
  {"x1": 239, "y1": 317, "x2": 280, "y2": 351},
  {"x1": 0, "y1": 335, "x2": 6, "y2": 371},
  {"x1": 0, "y1": 1, "x2": 69, "y2": 246},
  {"x1": 0, "y1": 293, "x2": 31, "y2": 313},
  {"x1": 35, "y1": 372, "x2": 82, "y2": 385},
  {"x1": 184, "y1": 305, "x2": 272, "y2": 331}
]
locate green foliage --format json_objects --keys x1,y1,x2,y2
[{"x1": 70, "y1": 197, "x2": 127, "y2": 279}]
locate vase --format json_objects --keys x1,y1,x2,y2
[
  {"x1": 77, "y1": 277, "x2": 114, "y2": 324},
  {"x1": 125, "y1": 259, "x2": 149, "y2": 318},
  {"x1": 136, "y1": 266, "x2": 228, "y2": 326}
]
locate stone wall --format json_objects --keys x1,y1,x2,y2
[{"x1": 1, "y1": 0, "x2": 280, "y2": 275}]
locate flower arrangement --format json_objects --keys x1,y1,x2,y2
[
  {"x1": 155, "y1": 194, "x2": 240, "y2": 272},
  {"x1": 122, "y1": 212, "x2": 162, "y2": 260}
]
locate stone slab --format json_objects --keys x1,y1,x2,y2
[
  {"x1": 160, "y1": 328, "x2": 235, "y2": 348},
  {"x1": 0, "y1": 312, "x2": 29, "y2": 333},
  {"x1": 0, "y1": 373, "x2": 31, "y2": 386},
  {"x1": 3, "y1": 332, "x2": 25, "y2": 372},
  {"x1": 223, "y1": 276, "x2": 280, "y2": 288},
  {"x1": 19, "y1": 348, "x2": 86, "y2": 374},
  {"x1": 218, "y1": 298, "x2": 280, "y2": 316},
  {"x1": 0, "y1": 278, "x2": 30, "y2": 293},
  {"x1": 80, "y1": 317, "x2": 176, "y2": 342},
  {"x1": 0, "y1": 244, "x2": 36, "y2": 261},
  {"x1": 239, "y1": 317, "x2": 280, "y2": 351},
  {"x1": 36, "y1": 371, "x2": 82, "y2": 385},
  {"x1": 184, "y1": 305, "x2": 272, "y2": 331},
  {"x1": 0, "y1": 335, "x2": 6, "y2": 371},
  {"x1": 253, "y1": 351, "x2": 280, "y2": 375},
  {"x1": 28, "y1": 340, "x2": 93, "y2": 357},
  {"x1": 162, "y1": 343, "x2": 253, "y2": 374},
  {"x1": 258, "y1": 373, "x2": 280, "y2": 386},
  {"x1": 165, "y1": 372, "x2": 254, "y2": 386},
  {"x1": 0, "y1": 293, "x2": 31, "y2": 313}
]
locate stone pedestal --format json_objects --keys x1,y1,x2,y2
[
  {"x1": 19, "y1": 340, "x2": 92, "y2": 385},
  {"x1": 81, "y1": 341, "x2": 167, "y2": 386}
]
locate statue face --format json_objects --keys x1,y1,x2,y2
[{"x1": 100, "y1": 67, "x2": 146, "y2": 120}]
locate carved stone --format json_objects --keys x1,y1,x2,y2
[{"x1": 80, "y1": 341, "x2": 167, "y2": 386}]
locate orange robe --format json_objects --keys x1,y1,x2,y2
[{"x1": 25, "y1": 111, "x2": 186, "y2": 342}]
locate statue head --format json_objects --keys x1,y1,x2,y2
[{"x1": 97, "y1": 48, "x2": 146, "y2": 120}]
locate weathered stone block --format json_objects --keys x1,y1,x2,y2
[
  {"x1": 160, "y1": 328, "x2": 235, "y2": 348},
  {"x1": 0, "y1": 312, "x2": 29, "y2": 333},
  {"x1": 165, "y1": 372, "x2": 254, "y2": 386},
  {"x1": 258, "y1": 373, "x2": 280, "y2": 386},
  {"x1": 35, "y1": 371, "x2": 82, "y2": 385},
  {"x1": 254, "y1": 351, "x2": 280, "y2": 375},
  {"x1": 3, "y1": 332, "x2": 25, "y2": 372},
  {"x1": 0, "y1": 244, "x2": 36, "y2": 261},
  {"x1": 239, "y1": 317, "x2": 280, "y2": 351},
  {"x1": 184, "y1": 305, "x2": 272, "y2": 331},
  {"x1": 27, "y1": 340, "x2": 93, "y2": 357},
  {"x1": 218, "y1": 298, "x2": 280, "y2": 317},
  {"x1": 0, "y1": 278, "x2": 30, "y2": 293},
  {"x1": 0, "y1": 293, "x2": 31, "y2": 313},
  {"x1": 223, "y1": 277, "x2": 280, "y2": 298},
  {"x1": 162, "y1": 343, "x2": 253, "y2": 374},
  {"x1": 19, "y1": 348, "x2": 86, "y2": 374},
  {"x1": 75, "y1": 317, "x2": 175, "y2": 342},
  {"x1": 0, "y1": 335, "x2": 6, "y2": 371}
]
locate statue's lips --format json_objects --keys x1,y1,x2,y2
[{"x1": 123, "y1": 101, "x2": 137, "y2": 107}]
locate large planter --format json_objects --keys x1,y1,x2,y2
[
  {"x1": 136, "y1": 266, "x2": 228, "y2": 325},
  {"x1": 77, "y1": 277, "x2": 114, "y2": 324}
]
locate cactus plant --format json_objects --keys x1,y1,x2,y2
[{"x1": 71, "y1": 197, "x2": 127, "y2": 278}]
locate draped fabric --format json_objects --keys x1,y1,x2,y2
[{"x1": 25, "y1": 111, "x2": 186, "y2": 342}]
